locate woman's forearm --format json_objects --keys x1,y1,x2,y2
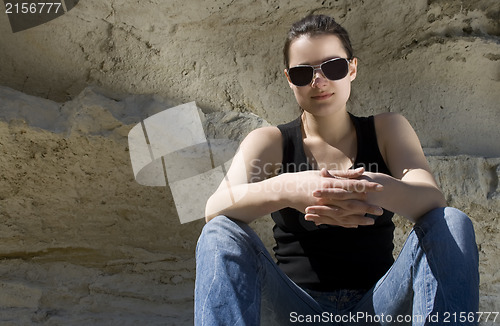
[
  {"x1": 205, "y1": 168, "x2": 386, "y2": 224},
  {"x1": 364, "y1": 171, "x2": 446, "y2": 222},
  {"x1": 204, "y1": 174, "x2": 289, "y2": 223}
]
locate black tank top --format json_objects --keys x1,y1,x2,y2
[{"x1": 271, "y1": 113, "x2": 395, "y2": 291}]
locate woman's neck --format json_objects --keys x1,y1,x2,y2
[{"x1": 301, "y1": 109, "x2": 353, "y2": 145}]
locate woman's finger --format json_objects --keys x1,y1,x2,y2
[
  {"x1": 305, "y1": 206, "x2": 376, "y2": 226},
  {"x1": 319, "y1": 178, "x2": 383, "y2": 193},
  {"x1": 326, "y1": 167, "x2": 365, "y2": 179},
  {"x1": 305, "y1": 211, "x2": 375, "y2": 227},
  {"x1": 313, "y1": 188, "x2": 367, "y2": 201},
  {"x1": 307, "y1": 198, "x2": 383, "y2": 216}
]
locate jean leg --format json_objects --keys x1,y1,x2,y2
[
  {"x1": 412, "y1": 207, "x2": 479, "y2": 325},
  {"x1": 352, "y1": 207, "x2": 479, "y2": 326},
  {"x1": 194, "y1": 215, "x2": 326, "y2": 326},
  {"x1": 349, "y1": 233, "x2": 415, "y2": 326}
]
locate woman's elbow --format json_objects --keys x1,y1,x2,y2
[
  {"x1": 204, "y1": 195, "x2": 217, "y2": 223},
  {"x1": 411, "y1": 191, "x2": 447, "y2": 223}
]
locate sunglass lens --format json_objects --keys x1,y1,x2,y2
[
  {"x1": 322, "y1": 59, "x2": 349, "y2": 81},
  {"x1": 288, "y1": 66, "x2": 313, "y2": 86}
]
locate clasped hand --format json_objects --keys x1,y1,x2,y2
[{"x1": 292, "y1": 167, "x2": 384, "y2": 228}]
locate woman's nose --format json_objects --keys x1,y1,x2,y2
[{"x1": 311, "y1": 69, "x2": 327, "y2": 87}]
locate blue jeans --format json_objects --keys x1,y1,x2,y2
[{"x1": 195, "y1": 207, "x2": 479, "y2": 325}]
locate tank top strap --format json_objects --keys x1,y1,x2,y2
[
  {"x1": 276, "y1": 117, "x2": 307, "y2": 173},
  {"x1": 349, "y1": 113, "x2": 391, "y2": 175}
]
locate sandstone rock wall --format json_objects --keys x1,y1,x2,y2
[
  {"x1": 0, "y1": 0, "x2": 498, "y2": 324},
  {"x1": 1, "y1": 0, "x2": 498, "y2": 156},
  {"x1": 0, "y1": 84, "x2": 498, "y2": 324},
  {"x1": 0, "y1": 85, "x2": 271, "y2": 324}
]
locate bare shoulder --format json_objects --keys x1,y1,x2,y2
[
  {"x1": 373, "y1": 112, "x2": 411, "y2": 130},
  {"x1": 234, "y1": 126, "x2": 283, "y2": 179},
  {"x1": 373, "y1": 112, "x2": 415, "y2": 143},
  {"x1": 373, "y1": 112, "x2": 425, "y2": 177},
  {"x1": 239, "y1": 126, "x2": 283, "y2": 156},
  {"x1": 242, "y1": 126, "x2": 282, "y2": 144}
]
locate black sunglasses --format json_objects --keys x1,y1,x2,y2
[{"x1": 287, "y1": 58, "x2": 351, "y2": 87}]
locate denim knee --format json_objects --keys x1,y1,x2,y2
[
  {"x1": 196, "y1": 215, "x2": 259, "y2": 253},
  {"x1": 418, "y1": 207, "x2": 475, "y2": 234},
  {"x1": 201, "y1": 215, "x2": 235, "y2": 235},
  {"x1": 416, "y1": 206, "x2": 478, "y2": 256},
  {"x1": 443, "y1": 207, "x2": 473, "y2": 229},
  {"x1": 197, "y1": 215, "x2": 233, "y2": 249}
]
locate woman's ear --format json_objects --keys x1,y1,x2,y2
[
  {"x1": 349, "y1": 57, "x2": 358, "y2": 81},
  {"x1": 284, "y1": 69, "x2": 293, "y2": 88}
]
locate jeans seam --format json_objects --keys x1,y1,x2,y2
[
  {"x1": 424, "y1": 259, "x2": 431, "y2": 318},
  {"x1": 372, "y1": 229, "x2": 415, "y2": 295},
  {"x1": 416, "y1": 224, "x2": 443, "y2": 319},
  {"x1": 229, "y1": 215, "x2": 323, "y2": 314},
  {"x1": 198, "y1": 232, "x2": 219, "y2": 326},
  {"x1": 234, "y1": 249, "x2": 263, "y2": 325}
]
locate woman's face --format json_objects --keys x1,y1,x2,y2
[{"x1": 285, "y1": 34, "x2": 357, "y2": 116}]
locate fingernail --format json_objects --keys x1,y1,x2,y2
[
  {"x1": 313, "y1": 191, "x2": 321, "y2": 197},
  {"x1": 306, "y1": 208, "x2": 315, "y2": 214},
  {"x1": 305, "y1": 215, "x2": 314, "y2": 222},
  {"x1": 376, "y1": 185, "x2": 384, "y2": 191}
]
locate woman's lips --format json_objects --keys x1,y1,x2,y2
[{"x1": 311, "y1": 93, "x2": 333, "y2": 100}]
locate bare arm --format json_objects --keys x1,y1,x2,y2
[
  {"x1": 204, "y1": 126, "x2": 284, "y2": 223},
  {"x1": 307, "y1": 113, "x2": 446, "y2": 224},
  {"x1": 361, "y1": 171, "x2": 445, "y2": 222},
  {"x1": 205, "y1": 127, "x2": 383, "y2": 225},
  {"x1": 365, "y1": 113, "x2": 446, "y2": 221}
]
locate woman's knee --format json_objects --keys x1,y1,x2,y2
[
  {"x1": 198, "y1": 215, "x2": 235, "y2": 246},
  {"x1": 200, "y1": 215, "x2": 252, "y2": 237},
  {"x1": 202, "y1": 215, "x2": 238, "y2": 234},
  {"x1": 417, "y1": 207, "x2": 478, "y2": 255},
  {"x1": 196, "y1": 215, "x2": 260, "y2": 253},
  {"x1": 420, "y1": 207, "x2": 474, "y2": 233}
]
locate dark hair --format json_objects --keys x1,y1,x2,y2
[{"x1": 283, "y1": 15, "x2": 354, "y2": 68}]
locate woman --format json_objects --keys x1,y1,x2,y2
[{"x1": 195, "y1": 15, "x2": 479, "y2": 325}]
